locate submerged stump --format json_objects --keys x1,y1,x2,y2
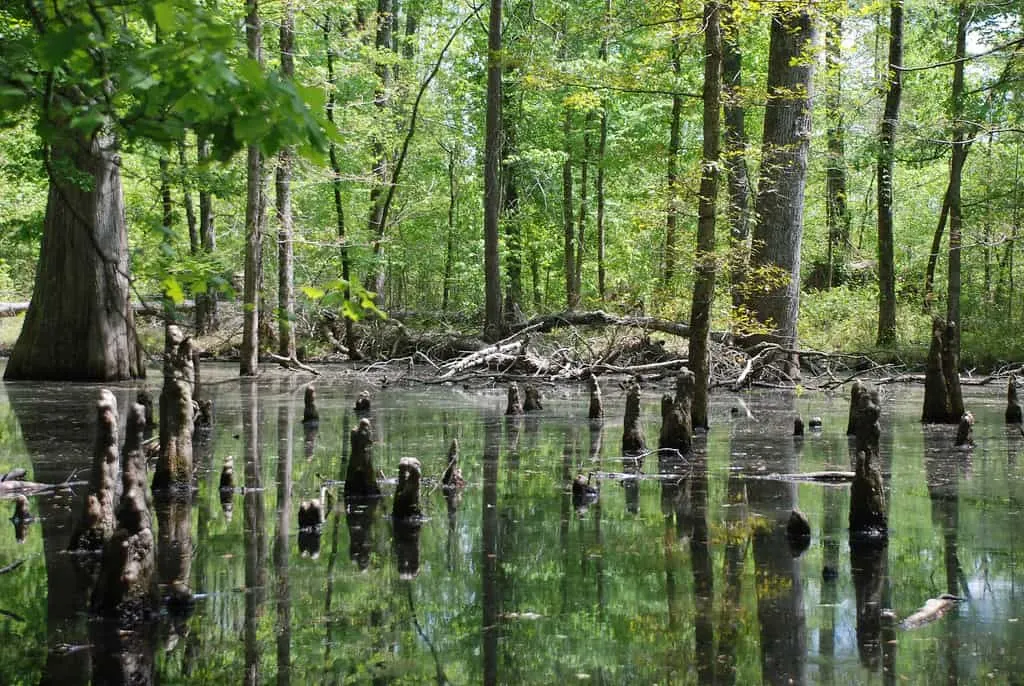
[
  {"x1": 70, "y1": 390, "x2": 121, "y2": 553},
  {"x1": 505, "y1": 383, "x2": 524, "y2": 415},
  {"x1": 302, "y1": 385, "x2": 319, "y2": 424},
  {"x1": 393, "y1": 457, "x2": 422, "y2": 521},
  {"x1": 354, "y1": 390, "x2": 371, "y2": 414},
  {"x1": 955, "y1": 411, "x2": 974, "y2": 447},
  {"x1": 622, "y1": 380, "x2": 646, "y2": 468},
  {"x1": 93, "y1": 402, "x2": 158, "y2": 622},
  {"x1": 588, "y1": 377, "x2": 604, "y2": 420},
  {"x1": 1007, "y1": 376, "x2": 1022, "y2": 425},
  {"x1": 849, "y1": 384, "x2": 887, "y2": 542},
  {"x1": 442, "y1": 439, "x2": 465, "y2": 489},
  {"x1": 151, "y1": 325, "x2": 195, "y2": 493},
  {"x1": 658, "y1": 369, "x2": 695, "y2": 468},
  {"x1": 344, "y1": 418, "x2": 381, "y2": 499},
  {"x1": 846, "y1": 379, "x2": 865, "y2": 436},
  {"x1": 298, "y1": 485, "x2": 328, "y2": 529},
  {"x1": 523, "y1": 384, "x2": 543, "y2": 412}
]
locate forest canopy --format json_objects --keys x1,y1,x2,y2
[{"x1": 1, "y1": 0, "x2": 1023, "y2": 376}]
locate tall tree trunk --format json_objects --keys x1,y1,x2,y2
[
  {"x1": 6, "y1": 128, "x2": 142, "y2": 380},
  {"x1": 502, "y1": 74, "x2": 522, "y2": 309},
  {"x1": 576, "y1": 114, "x2": 592, "y2": 300},
  {"x1": 195, "y1": 136, "x2": 218, "y2": 335},
  {"x1": 744, "y1": 1, "x2": 816, "y2": 371},
  {"x1": 825, "y1": 10, "x2": 850, "y2": 288},
  {"x1": 690, "y1": 1, "x2": 722, "y2": 431},
  {"x1": 483, "y1": 0, "x2": 504, "y2": 340},
  {"x1": 443, "y1": 145, "x2": 457, "y2": 312},
  {"x1": 876, "y1": 0, "x2": 902, "y2": 345},
  {"x1": 276, "y1": 0, "x2": 297, "y2": 360},
  {"x1": 596, "y1": 0, "x2": 610, "y2": 301},
  {"x1": 178, "y1": 143, "x2": 197, "y2": 255},
  {"x1": 944, "y1": 0, "x2": 970, "y2": 420},
  {"x1": 923, "y1": 185, "x2": 952, "y2": 312},
  {"x1": 324, "y1": 14, "x2": 360, "y2": 358},
  {"x1": 367, "y1": 0, "x2": 394, "y2": 306},
  {"x1": 562, "y1": 106, "x2": 578, "y2": 310},
  {"x1": 663, "y1": 0, "x2": 684, "y2": 286},
  {"x1": 722, "y1": 1, "x2": 751, "y2": 310},
  {"x1": 241, "y1": 0, "x2": 264, "y2": 377}
]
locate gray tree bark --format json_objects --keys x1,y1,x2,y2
[{"x1": 744, "y1": 1, "x2": 816, "y2": 368}]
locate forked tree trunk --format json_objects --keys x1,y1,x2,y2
[{"x1": 5, "y1": 128, "x2": 142, "y2": 381}]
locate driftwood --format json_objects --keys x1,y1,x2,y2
[
  {"x1": 899, "y1": 594, "x2": 963, "y2": 630},
  {"x1": 268, "y1": 352, "x2": 320, "y2": 376},
  {"x1": 508, "y1": 309, "x2": 731, "y2": 342}
]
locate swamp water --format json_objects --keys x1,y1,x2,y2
[{"x1": 1, "y1": 364, "x2": 1023, "y2": 684}]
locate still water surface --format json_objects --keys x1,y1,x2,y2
[{"x1": 1, "y1": 363, "x2": 1023, "y2": 684}]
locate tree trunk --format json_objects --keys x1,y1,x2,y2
[
  {"x1": 596, "y1": 0, "x2": 610, "y2": 301},
  {"x1": 576, "y1": 114, "x2": 591, "y2": 300},
  {"x1": 367, "y1": 0, "x2": 393, "y2": 305},
  {"x1": 194, "y1": 136, "x2": 218, "y2": 335},
  {"x1": 663, "y1": 0, "x2": 684, "y2": 286},
  {"x1": 923, "y1": 184, "x2": 952, "y2": 312},
  {"x1": 825, "y1": 11, "x2": 850, "y2": 288},
  {"x1": 690, "y1": 1, "x2": 722, "y2": 432},
  {"x1": 562, "y1": 106, "x2": 577, "y2": 310},
  {"x1": 944, "y1": 0, "x2": 969, "y2": 421},
  {"x1": 722, "y1": 1, "x2": 751, "y2": 310},
  {"x1": 483, "y1": 0, "x2": 504, "y2": 340},
  {"x1": 323, "y1": 14, "x2": 360, "y2": 358},
  {"x1": 5, "y1": 127, "x2": 142, "y2": 381},
  {"x1": 443, "y1": 146, "x2": 457, "y2": 312},
  {"x1": 178, "y1": 142, "x2": 198, "y2": 256},
  {"x1": 276, "y1": 0, "x2": 297, "y2": 360},
  {"x1": 240, "y1": 0, "x2": 264, "y2": 377},
  {"x1": 502, "y1": 73, "x2": 522, "y2": 309},
  {"x1": 876, "y1": 0, "x2": 902, "y2": 345},
  {"x1": 744, "y1": 1, "x2": 816, "y2": 367}
]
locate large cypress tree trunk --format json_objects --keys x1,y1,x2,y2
[
  {"x1": 876, "y1": 0, "x2": 902, "y2": 346},
  {"x1": 367, "y1": 0, "x2": 394, "y2": 305},
  {"x1": 744, "y1": 2, "x2": 816, "y2": 369},
  {"x1": 690, "y1": 1, "x2": 722, "y2": 431},
  {"x1": 596, "y1": 0, "x2": 611, "y2": 301},
  {"x1": 5, "y1": 130, "x2": 142, "y2": 381}
]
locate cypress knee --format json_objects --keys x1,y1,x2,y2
[
  {"x1": 152, "y1": 325, "x2": 195, "y2": 493},
  {"x1": 70, "y1": 390, "x2": 121, "y2": 552},
  {"x1": 344, "y1": 418, "x2": 381, "y2": 499}
]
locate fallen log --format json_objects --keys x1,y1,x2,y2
[
  {"x1": 508, "y1": 310, "x2": 732, "y2": 343},
  {"x1": 898, "y1": 594, "x2": 963, "y2": 630},
  {"x1": 438, "y1": 341, "x2": 523, "y2": 379},
  {"x1": 0, "y1": 479, "x2": 86, "y2": 498}
]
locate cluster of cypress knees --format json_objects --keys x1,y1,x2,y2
[{"x1": 13, "y1": 323, "x2": 1024, "y2": 639}]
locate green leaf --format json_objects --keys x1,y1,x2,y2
[
  {"x1": 301, "y1": 285, "x2": 325, "y2": 300},
  {"x1": 162, "y1": 277, "x2": 185, "y2": 305},
  {"x1": 153, "y1": 2, "x2": 175, "y2": 34}
]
